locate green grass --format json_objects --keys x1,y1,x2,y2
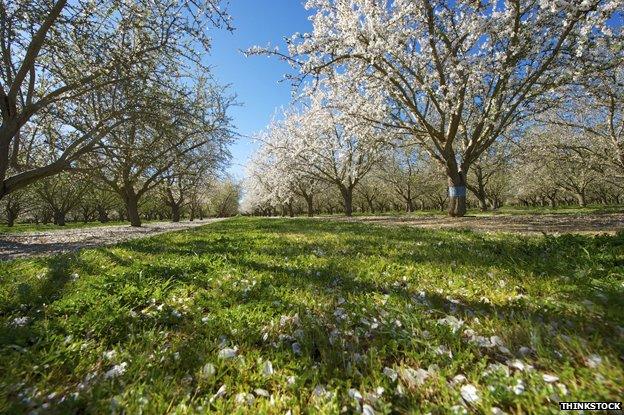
[
  {"x1": 0, "y1": 218, "x2": 622, "y2": 414},
  {"x1": 469, "y1": 204, "x2": 624, "y2": 216},
  {"x1": 347, "y1": 204, "x2": 624, "y2": 218}
]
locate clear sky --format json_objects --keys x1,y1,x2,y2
[{"x1": 206, "y1": 1, "x2": 313, "y2": 180}]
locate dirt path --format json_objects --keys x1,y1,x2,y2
[
  {"x1": 330, "y1": 213, "x2": 624, "y2": 235},
  {"x1": 0, "y1": 219, "x2": 227, "y2": 261}
]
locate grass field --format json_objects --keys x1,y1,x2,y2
[
  {"x1": 349, "y1": 204, "x2": 624, "y2": 218},
  {"x1": 0, "y1": 218, "x2": 622, "y2": 414}
]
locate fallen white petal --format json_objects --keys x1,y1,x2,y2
[
  {"x1": 542, "y1": 374, "x2": 559, "y2": 383},
  {"x1": 460, "y1": 384, "x2": 480, "y2": 403},
  {"x1": 218, "y1": 348, "x2": 237, "y2": 359},
  {"x1": 263, "y1": 360, "x2": 274, "y2": 376},
  {"x1": 383, "y1": 367, "x2": 398, "y2": 382},
  {"x1": 362, "y1": 403, "x2": 375, "y2": 415}
]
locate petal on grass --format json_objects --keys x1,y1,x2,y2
[{"x1": 460, "y1": 384, "x2": 480, "y2": 403}]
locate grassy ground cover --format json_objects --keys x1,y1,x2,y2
[
  {"x1": 348, "y1": 204, "x2": 624, "y2": 217},
  {"x1": 0, "y1": 218, "x2": 622, "y2": 414}
]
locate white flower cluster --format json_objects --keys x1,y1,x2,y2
[{"x1": 247, "y1": 0, "x2": 619, "y2": 189}]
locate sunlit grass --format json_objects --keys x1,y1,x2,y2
[{"x1": 0, "y1": 218, "x2": 622, "y2": 414}]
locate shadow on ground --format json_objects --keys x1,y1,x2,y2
[{"x1": 1, "y1": 218, "x2": 622, "y2": 412}]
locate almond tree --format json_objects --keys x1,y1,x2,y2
[
  {"x1": 0, "y1": 0, "x2": 231, "y2": 199},
  {"x1": 549, "y1": 40, "x2": 623, "y2": 188},
  {"x1": 2, "y1": 188, "x2": 30, "y2": 226},
  {"x1": 260, "y1": 89, "x2": 386, "y2": 216},
  {"x1": 85, "y1": 79, "x2": 233, "y2": 227},
  {"x1": 161, "y1": 153, "x2": 219, "y2": 222},
  {"x1": 520, "y1": 125, "x2": 602, "y2": 206},
  {"x1": 32, "y1": 172, "x2": 88, "y2": 225},
  {"x1": 242, "y1": 153, "x2": 281, "y2": 216},
  {"x1": 467, "y1": 140, "x2": 512, "y2": 211},
  {"x1": 208, "y1": 179, "x2": 240, "y2": 217},
  {"x1": 355, "y1": 172, "x2": 387, "y2": 213},
  {"x1": 256, "y1": 0, "x2": 619, "y2": 216},
  {"x1": 378, "y1": 145, "x2": 427, "y2": 213}
]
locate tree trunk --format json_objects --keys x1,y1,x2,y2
[
  {"x1": 477, "y1": 197, "x2": 487, "y2": 211},
  {"x1": 548, "y1": 196, "x2": 556, "y2": 208},
  {"x1": 97, "y1": 207, "x2": 109, "y2": 223},
  {"x1": 6, "y1": 209, "x2": 16, "y2": 227},
  {"x1": 305, "y1": 195, "x2": 314, "y2": 217},
  {"x1": 41, "y1": 211, "x2": 52, "y2": 224},
  {"x1": 447, "y1": 170, "x2": 467, "y2": 217},
  {"x1": 124, "y1": 192, "x2": 141, "y2": 227},
  {"x1": 490, "y1": 197, "x2": 500, "y2": 210},
  {"x1": 171, "y1": 204, "x2": 181, "y2": 222},
  {"x1": 470, "y1": 167, "x2": 488, "y2": 212},
  {"x1": 576, "y1": 192, "x2": 586, "y2": 207},
  {"x1": 340, "y1": 186, "x2": 354, "y2": 217},
  {"x1": 406, "y1": 198, "x2": 415, "y2": 213},
  {"x1": 367, "y1": 198, "x2": 375, "y2": 213},
  {"x1": 55, "y1": 211, "x2": 66, "y2": 226}
]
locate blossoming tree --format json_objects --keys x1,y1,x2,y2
[
  {"x1": 256, "y1": 0, "x2": 619, "y2": 216},
  {"x1": 248, "y1": 87, "x2": 387, "y2": 216}
]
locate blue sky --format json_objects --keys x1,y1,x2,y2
[{"x1": 206, "y1": 1, "x2": 314, "y2": 180}]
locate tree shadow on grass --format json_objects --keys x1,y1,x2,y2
[
  {"x1": 1, "y1": 218, "x2": 622, "y2": 413},
  {"x1": 128, "y1": 219, "x2": 623, "y2": 322}
]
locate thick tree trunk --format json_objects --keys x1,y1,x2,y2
[
  {"x1": 305, "y1": 196, "x2": 314, "y2": 217},
  {"x1": 406, "y1": 198, "x2": 415, "y2": 213},
  {"x1": 340, "y1": 186, "x2": 354, "y2": 217},
  {"x1": 171, "y1": 204, "x2": 181, "y2": 222},
  {"x1": 6, "y1": 209, "x2": 16, "y2": 227},
  {"x1": 54, "y1": 211, "x2": 66, "y2": 226},
  {"x1": 576, "y1": 192, "x2": 586, "y2": 207},
  {"x1": 97, "y1": 207, "x2": 109, "y2": 223},
  {"x1": 447, "y1": 170, "x2": 467, "y2": 217},
  {"x1": 124, "y1": 192, "x2": 141, "y2": 227}
]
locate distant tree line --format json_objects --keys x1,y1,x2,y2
[
  {"x1": 242, "y1": 132, "x2": 623, "y2": 217},
  {"x1": 2, "y1": 176, "x2": 240, "y2": 227}
]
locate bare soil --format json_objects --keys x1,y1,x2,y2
[{"x1": 0, "y1": 219, "x2": 226, "y2": 261}]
